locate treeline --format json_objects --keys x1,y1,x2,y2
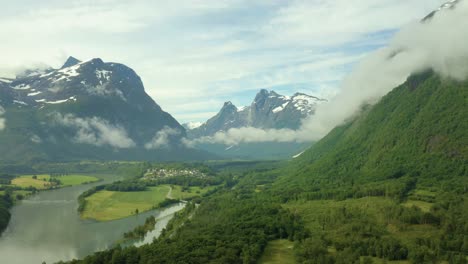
[
  {"x1": 0, "y1": 194, "x2": 12, "y2": 235},
  {"x1": 104, "y1": 181, "x2": 147, "y2": 192},
  {"x1": 275, "y1": 176, "x2": 419, "y2": 203},
  {"x1": 145, "y1": 175, "x2": 223, "y2": 188},
  {"x1": 77, "y1": 185, "x2": 106, "y2": 212},
  {"x1": 123, "y1": 216, "x2": 156, "y2": 240},
  {"x1": 0, "y1": 173, "x2": 15, "y2": 185}
]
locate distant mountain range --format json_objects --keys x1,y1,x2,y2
[
  {"x1": 184, "y1": 89, "x2": 327, "y2": 159},
  {"x1": 186, "y1": 89, "x2": 327, "y2": 138},
  {"x1": 0, "y1": 56, "x2": 212, "y2": 162}
]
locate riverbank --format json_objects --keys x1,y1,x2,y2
[
  {"x1": 0, "y1": 174, "x2": 185, "y2": 264},
  {"x1": 80, "y1": 184, "x2": 216, "y2": 221}
]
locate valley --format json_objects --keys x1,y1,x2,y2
[{"x1": 0, "y1": 0, "x2": 467, "y2": 263}]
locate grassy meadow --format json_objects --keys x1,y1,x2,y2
[
  {"x1": 81, "y1": 185, "x2": 170, "y2": 221},
  {"x1": 258, "y1": 239, "x2": 295, "y2": 264},
  {"x1": 81, "y1": 184, "x2": 218, "y2": 221},
  {"x1": 11, "y1": 174, "x2": 99, "y2": 189}
]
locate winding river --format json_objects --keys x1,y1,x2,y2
[{"x1": 0, "y1": 175, "x2": 185, "y2": 264}]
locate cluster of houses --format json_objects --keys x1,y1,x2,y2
[{"x1": 143, "y1": 168, "x2": 207, "y2": 179}]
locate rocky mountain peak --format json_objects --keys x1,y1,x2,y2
[
  {"x1": 61, "y1": 56, "x2": 82, "y2": 69},
  {"x1": 187, "y1": 89, "x2": 327, "y2": 138},
  {"x1": 423, "y1": 0, "x2": 461, "y2": 21},
  {"x1": 254, "y1": 89, "x2": 270, "y2": 102},
  {"x1": 220, "y1": 101, "x2": 238, "y2": 113}
]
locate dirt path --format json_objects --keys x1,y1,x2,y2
[{"x1": 166, "y1": 186, "x2": 173, "y2": 199}]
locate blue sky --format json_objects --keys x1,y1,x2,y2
[{"x1": 0, "y1": 0, "x2": 446, "y2": 123}]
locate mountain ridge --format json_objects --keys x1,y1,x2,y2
[
  {"x1": 186, "y1": 89, "x2": 327, "y2": 139},
  {"x1": 0, "y1": 57, "x2": 213, "y2": 162}
]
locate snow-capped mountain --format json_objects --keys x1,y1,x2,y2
[
  {"x1": 187, "y1": 89, "x2": 327, "y2": 138},
  {"x1": 423, "y1": 0, "x2": 461, "y2": 21},
  {"x1": 0, "y1": 56, "x2": 212, "y2": 162}
]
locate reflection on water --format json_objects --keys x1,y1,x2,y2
[
  {"x1": 133, "y1": 203, "x2": 185, "y2": 247},
  {"x1": 0, "y1": 175, "x2": 185, "y2": 264}
]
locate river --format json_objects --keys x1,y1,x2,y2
[{"x1": 0, "y1": 175, "x2": 185, "y2": 264}]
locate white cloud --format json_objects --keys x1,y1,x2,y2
[
  {"x1": 53, "y1": 113, "x2": 136, "y2": 148},
  {"x1": 304, "y1": 1, "x2": 468, "y2": 139},
  {"x1": 189, "y1": 2, "x2": 468, "y2": 145},
  {"x1": 188, "y1": 127, "x2": 307, "y2": 146},
  {"x1": 0, "y1": 1, "x2": 446, "y2": 123},
  {"x1": 145, "y1": 126, "x2": 181, "y2": 149}
]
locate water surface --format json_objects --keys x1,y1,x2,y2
[{"x1": 0, "y1": 175, "x2": 184, "y2": 264}]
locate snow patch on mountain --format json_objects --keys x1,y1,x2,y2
[
  {"x1": 439, "y1": 0, "x2": 459, "y2": 10},
  {"x1": 12, "y1": 84, "x2": 31, "y2": 90},
  {"x1": 13, "y1": 100, "x2": 28, "y2": 106},
  {"x1": 27, "y1": 91, "x2": 42, "y2": 96},
  {"x1": 96, "y1": 69, "x2": 112, "y2": 81},
  {"x1": 52, "y1": 63, "x2": 82, "y2": 83},
  {"x1": 272, "y1": 102, "x2": 290, "y2": 113}
]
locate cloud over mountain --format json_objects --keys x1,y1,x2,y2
[
  {"x1": 53, "y1": 113, "x2": 136, "y2": 149},
  {"x1": 189, "y1": 1, "x2": 468, "y2": 145}
]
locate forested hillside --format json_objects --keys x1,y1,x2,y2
[
  {"x1": 0, "y1": 195, "x2": 12, "y2": 235},
  {"x1": 275, "y1": 71, "x2": 467, "y2": 200},
  {"x1": 271, "y1": 71, "x2": 468, "y2": 263}
]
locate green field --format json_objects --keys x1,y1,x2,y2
[
  {"x1": 81, "y1": 186, "x2": 171, "y2": 221},
  {"x1": 81, "y1": 184, "x2": 217, "y2": 221},
  {"x1": 168, "y1": 185, "x2": 217, "y2": 200},
  {"x1": 12, "y1": 174, "x2": 99, "y2": 189},
  {"x1": 258, "y1": 239, "x2": 295, "y2": 264}
]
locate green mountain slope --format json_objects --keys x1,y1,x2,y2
[
  {"x1": 275, "y1": 71, "x2": 467, "y2": 198},
  {"x1": 267, "y1": 71, "x2": 468, "y2": 263}
]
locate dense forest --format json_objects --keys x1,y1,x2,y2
[{"x1": 0, "y1": 194, "x2": 12, "y2": 235}]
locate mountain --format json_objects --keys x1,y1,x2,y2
[
  {"x1": 0, "y1": 57, "x2": 213, "y2": 162},
  {"x1": 423, "y1": 0, "x2": 460, "y2": 21},
  {"x1": 274, "y1": 70, "x2": 467, "y2": 198},
  {"x1": 185, "y1": 89, "x2": 326, "y2": 160},
  {"x1": 187, "y1": 89, "x2": 327, "y2": 138}
]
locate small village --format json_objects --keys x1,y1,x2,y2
[{"x1": 143, "y1": 168, "x2": 208, "y2": 180}]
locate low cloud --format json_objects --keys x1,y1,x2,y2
[
  {"x1": 302, "y1": 1, "x2": 468, "y2": 139},
  {"x1": 145, "y1": 126, "x2": 181, "y2": 149},
  {"x1": 188, "y1": 127, "x2": 309, "y2": 146},
  {"x1": 0, "y1": 105, "x2": 5, "y2": 131},
  {"x1": 54, "y1": 113, "x2": 136, "y2": 148},
  {"x1": 189, "y1": 3, "x2": 468, "y2": 145}
]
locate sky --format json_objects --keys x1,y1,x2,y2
[{"x1": 0, "y1": 0, "x2": 447, "y2": 123}]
